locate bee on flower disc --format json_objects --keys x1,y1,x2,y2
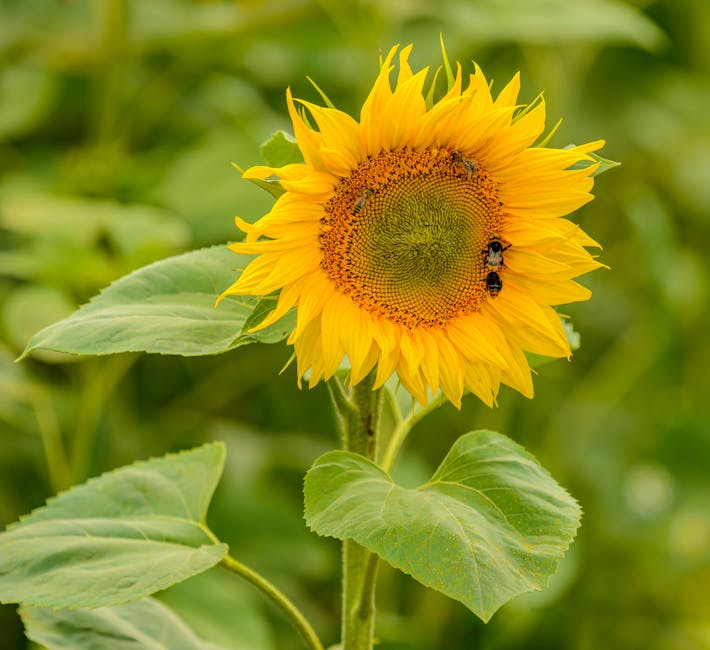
[
  {"x1": 451, "y1": 151, "x2": 477, "y2": 177},
  {"x1": 353, "y1": 188, "x2": 375, "y2": 214},
  {"x1": 484, "y1": 238, "x2": 511, "y2": 269},
  {"x1": 486, "y1": 271, "x2": 503, "y2": 297}
]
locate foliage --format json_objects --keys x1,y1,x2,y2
[
  {"x1": 21, "y1": 598, "x2": 228, "y2": 650},
  {"x1": 0, "y1": 443, "x2": 227, "y2": 608},
  {"x1": 21, "y1": 247, "x2": 294, "y2": 358},
  {"x1": 1, "y1": 1, "x2": 708, "y2": 649},
  {"x1": 305, "y1": 431, "x2": 581, "y2": 622}
]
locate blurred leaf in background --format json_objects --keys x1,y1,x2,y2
[{"x1": 1, "y1": 0, "x2": 709, "y2": 649}]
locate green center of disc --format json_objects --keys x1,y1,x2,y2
[{"x1": 355, "y1": 177, "x2": 478, "y2": 290}]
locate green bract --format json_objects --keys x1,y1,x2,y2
[{"x1": 260, "y1": 130, "x2": 303, "y2": 168}]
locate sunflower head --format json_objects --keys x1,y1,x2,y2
[{"x1": 221, "y1": 44, "x2": 606, "y2": 408}]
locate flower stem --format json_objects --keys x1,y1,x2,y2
[
  {"x1": 380, "y1": 391, "x2": 446, "y2": 473},
  {"x1": 335, "y1": 370, "x2": 384, "y2": 650},
  {"x1": 220, "y1": 553, "x2": 324, "y2": 650},
  {"x1": 326, "y1": 375, "x2": 357, "y2": 444}
]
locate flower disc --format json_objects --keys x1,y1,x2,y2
[
  {"x1": 220, "y1": 45, "x2": 605, "y2": 407},
  {"x1": 321, "y1": 148, "x2": 503, "y2": 328}
]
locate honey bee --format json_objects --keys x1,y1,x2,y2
[
  {"x1": 452, "y1": 151, "x2": 477, "y2": 176},
  {"x1": 354, "y1": 188, "x2": 375, "y2": 214},
  {"x1": 486, "y1": 271, "x2": 503, "y2": 297},
  {"x1": 484, "y1": 239, "x2": 511, "y2": 269}
]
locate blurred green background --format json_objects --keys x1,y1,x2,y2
[{"x1": 1, "y1": 0, "x2": 708, "y2": 648}]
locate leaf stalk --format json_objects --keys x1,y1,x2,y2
[{"x1": 220, "y1": 553, "x2": 325, "y2": 650}]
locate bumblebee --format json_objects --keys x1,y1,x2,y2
[
  {"x1": 484, "y1": 238, "x2": 511, "y2": 269},
  {"x1": 486, "y1": 271, "x2": 503, "y2": 297}
]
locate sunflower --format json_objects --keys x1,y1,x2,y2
[{"x1": 220, "y1": 45, "x2": 605, "y2": 408}]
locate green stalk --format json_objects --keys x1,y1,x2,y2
[
  {"x1": 220, "y1": 554, "x2": 324, "y2": 650},
  {"x1": 326, "y1": 376, "x2": 357, "y2": 444},
  {"x1": 32, "y1": 394, "x2": 71, "y2": 493},
  {"x1": 380, "y1": 392, "x2": 446, "y2": 473},
  {"x1": 71, "y1": 355, "x2": 136, "y2": 482},
  {"x1": 91, "y1": 0, "x2": 129, "y2": 147},
  {"x1": 329, "y1": 371, "x2": 383, "y2": 650}
]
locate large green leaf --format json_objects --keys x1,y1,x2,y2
[
  {"x1": 0, "y1": 443, "x2": 227, "y2": 609},
  {"x1": 21, "y1": 598, "x2": 227, "y2": 650},
  {"x1": 20, "y1": 246, "x2": 294, "y2": 359},
  {"x1": 304, "y1": 431, "x2": 582, "y2": 622}
]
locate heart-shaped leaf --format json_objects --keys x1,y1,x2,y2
[
  {"x1": 21, "y1": 598, "x2": 228, "y2": 650},
  {"x1": 304, "y1": 430, "x2": 581, "y2": 622},
  {"x1": 0, "y1": 443, "x2": 227, "y2": 609},
  {"x1": 20, "y1": 246, "x2": 294, "y2": 359}
]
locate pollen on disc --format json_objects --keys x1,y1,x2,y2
[{"x1": 320, "y1": 148, "x2": 504, "y2": 328}]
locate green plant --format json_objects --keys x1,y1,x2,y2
[{"x1": 1, "y1": 42, "x2": 617, "y2": 650}]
